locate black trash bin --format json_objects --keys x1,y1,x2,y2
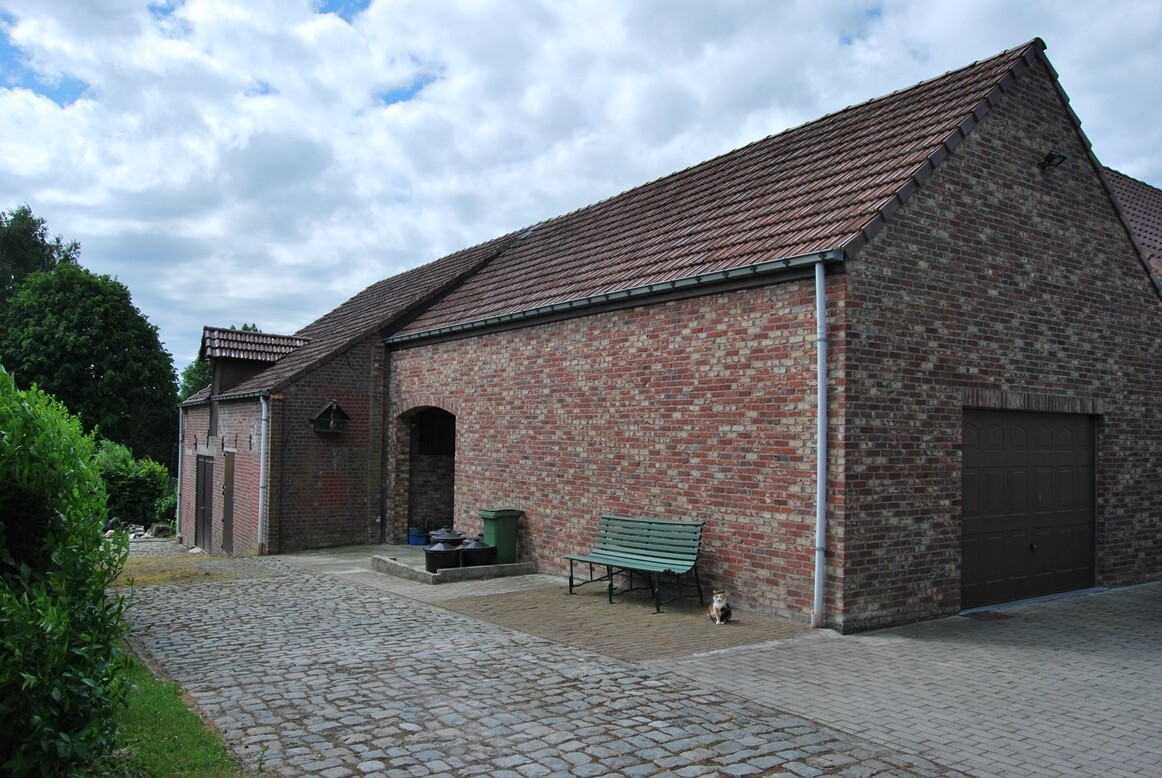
[
  {"x1": 424, "y1": 542, "x2": 461, "y2": 573},
  {"x1": 460, "y1": 535, "x2": 497, "y2": 567},
  {"x1": 429, "y1": 527, "x2": 465, "y2": 546}
]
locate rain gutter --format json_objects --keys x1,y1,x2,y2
[{"x1": 386, "y1": 249, "x2": 843, "y2": 344}]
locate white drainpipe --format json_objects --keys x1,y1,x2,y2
[
  {"x1": 811, "y1": 260, "x2": 828, "y2": 628},
  {"x1": 257, "y1": 394, "x2": 270, "y2": 555},
  {"x1": 174, "y1": 406, "x2": 183, "y2": 540}
]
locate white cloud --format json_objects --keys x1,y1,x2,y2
[{"x1": 0, "y1": 0, "x2": 1158, "y2": 369}]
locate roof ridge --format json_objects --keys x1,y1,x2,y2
[{"x1": 529, "y1": 39, "x2": 1046, "y2": 234}]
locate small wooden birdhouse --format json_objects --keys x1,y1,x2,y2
[{"x1": 310, "y1": 400, "x2": 350, "y2": 433}]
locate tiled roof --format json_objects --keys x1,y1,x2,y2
[
  {"x1": 216, "y1": 233, "x2": 519, "y2": 398},
  {"x1": 1105, "y1": 167, "x2": 1162, "y2": 289},
  {"x1": 394, "y1": 39, "x2": 1051, "y2": 339},
  {"x1": 205, "y1": 38, "x2": 1102, "y2": 400},
  {"x1": 199, "y1": 327, "x2": 308, "y2": 362}
]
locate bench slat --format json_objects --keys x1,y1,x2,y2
[{"x1": 565, "y1": 514, "x2": 705, "y2": 612}]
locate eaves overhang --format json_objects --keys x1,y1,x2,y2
[
  {"x1": 181, "y1": 388, "x2": 273, "y2": 407},
  {"x1": 386, "y1": 249, "x2": 844, "y2": 346}
]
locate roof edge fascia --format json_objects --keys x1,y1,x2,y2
[
  {"x1": 199, "y1": 388, "x2": 272, "y2": 404},
  {"x1": 1099, "y1": 168, "x2": 1162, "y2": 300},
  {"x1": 386, "y1": 249, "x2": 844, "y2": 346},
  {"x1": 843, "y1": 39, "x2": 1044, "y2": 260}
]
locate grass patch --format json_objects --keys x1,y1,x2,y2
[
  {"x1": 87, "y1": 655, "x2": 249, "y2": 777},
  {"x1": 112, "y1": 555, "x2": 240, "y2": 588}
]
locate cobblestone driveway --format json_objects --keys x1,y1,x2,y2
[
  {"x1": 126, "y1": 542, "x2": 1162, "y2": 777},
  {"x1": 125, "y1": 544, "x2": 958, "y2": 777}
]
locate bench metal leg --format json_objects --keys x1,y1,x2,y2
[
  {"x1": 652, "y1": 572, "x2": 661, "y2": 613},
  {"x1": 693, "y1": 565, "x2": 705, "y2": 606},
  {"x1": 606, "y1": 565, "x2": 615, "y2": 604}
]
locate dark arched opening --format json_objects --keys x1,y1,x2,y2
[{"x1": 407, "y1": 407, "x2": 456, "y2": 534}]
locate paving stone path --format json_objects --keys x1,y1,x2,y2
[{"x1": 125, "y1": 544, "x2": 960, "y2": 777}]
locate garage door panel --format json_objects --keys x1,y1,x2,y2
[
  {"x1": 1076, "y1": 466, "x2": 1095, "y2": 506},
  {"x1": 984, "y1": 467, "x2": 1006, "y2": 514},
  {"x1": 1053, "y1": 465, "x2": 1076, "y2": 510},
  {"x1": 1030, "y1": 525, "x2": 1054, "y2": 577},
  {"x1": 1006, "y1": 467, "x2": 1028, "y2": 513},
  {"x1": 962, "y1": 410, "x2": 1095, "y2": 609},
  {"x1": 1032, "y1": 466, "x2": 1054, "y2": 511}
]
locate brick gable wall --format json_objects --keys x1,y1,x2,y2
[
  {"x1": 388, "y1": 279, "x2": 845, "y2": 620},
  {"x1": 266, "y1": 337, "x2": 386, "y2": 553},
  {"x1": 840, "y1": 58, "x2": 1162, "y2": 630},
  {"x1": 179, "y1": 336, "x2": 387, "y2": 556}
]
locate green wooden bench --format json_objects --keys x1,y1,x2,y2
[{"x1": 565, "y1": 515, "x2": 705, "y2": 613}]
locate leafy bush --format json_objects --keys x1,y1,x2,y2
[
  {"x1": 95, "y1": 440, "x2": 169, "y2": 528},
  {"x1": 154, "y1": 490, "x2": 177, "y2": 526},
  {"x1": 0, "y1": 366, "x2": 131, "y2": 775}
]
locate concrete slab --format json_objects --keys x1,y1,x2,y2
[
  {"x1": 653, "y1": 582, "x2": 1162, "y2": 778},
  {"x1": 370, "y1": 553, "x2": 537, "y2": 583}
]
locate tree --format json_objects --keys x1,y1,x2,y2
[
  {"x1": 0, "y1": 263, "x2": 178, "y2": 467},
  {"x1": 179, "y1": 357, "x2": 212, "y2": 401},
  {"x1": 0, "y1": 205, "x2": 79, "y2": 309}
]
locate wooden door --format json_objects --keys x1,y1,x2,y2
[
  {"x1": 222, "y1": 451, "x2": 234, "y2": 553},
  {"x1": 195, "y1": 455, "x2": 214, "y2": 551}
]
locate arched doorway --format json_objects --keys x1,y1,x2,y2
[{"x1": 406, "y1": 407, "x2": 456, "y2": 535}]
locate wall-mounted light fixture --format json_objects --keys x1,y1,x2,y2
[{"x1": 1038, "y1": 151, "x2": 1067, "y2": 169}]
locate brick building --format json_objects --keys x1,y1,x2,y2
[{"x1": 179, "y1": 39, "x2": 1162, "y2": 631}]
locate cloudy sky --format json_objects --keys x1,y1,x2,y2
[{"x1": 2, "y1": 0, "x2": 1159, "y2": 373}]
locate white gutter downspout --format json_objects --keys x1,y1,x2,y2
[
  {"x1": 174, "y1": 406, "x2": 183, "y2": 540},
  {"x1": 811, "y1": 260, "x2": 828, "y2": 628},
  {"x1": 257, "y1": 394, "x2": 270, "y2": 556}
]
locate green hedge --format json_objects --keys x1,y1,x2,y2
[
  {"x1": 95, "y1": 439, "x2": 169, "y2": 528},
  {"x1": 0, "y1": 366, "x2": 131, "y2": 775}
]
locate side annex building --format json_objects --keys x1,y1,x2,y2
[{"x1": 178, "y1": 39, "x2": 1162, "y2": 632}]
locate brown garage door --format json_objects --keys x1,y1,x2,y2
[{"x1": 961, "y1": 410, "x2": 1095, "y2": 609}]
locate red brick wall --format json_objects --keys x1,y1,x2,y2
[
  {"x1": 176, "y1": 404, "x2": 209, "y2": 547},
  {"x1": 839, "y1": 58, "x2": 1162, "y2": 630},
  {"x1": 386, "y1": 59, "x2": 1161, "y2": 631},
  {"x1": 389, "y1": 280, "x2": 845, "y2": 620},
  {"x1": 178, "y1": 336, "x2": 387, "y2": 555},
  {"x1": 265, "y1": 338, "x2": 386, "y2": 553},
  {"x1": 177, "y1": 400, "x2": 266, "y2": 555}
]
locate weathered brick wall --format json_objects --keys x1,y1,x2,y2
[
  {"x1": 840, "y1": 58, "x2": 1162, "y2": 630},
  {"x1": 177, "y1": 403, "x2": 210, "y2": 546},
  {"x1": 177, "y1": 401, "x2": 266, "y2": 555},
  {"x1": 407, "y1": 454, "x2": 454, "y2": 531},
  {"x1": 265, "y1": 338, "x2": 386, "y2": 553},
  {"x1": 211, "y1": 400, "x2": 266, "y2": 555},
  {"x1": 389, "y1": 281, "x2": 846, "y2": 621}
]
